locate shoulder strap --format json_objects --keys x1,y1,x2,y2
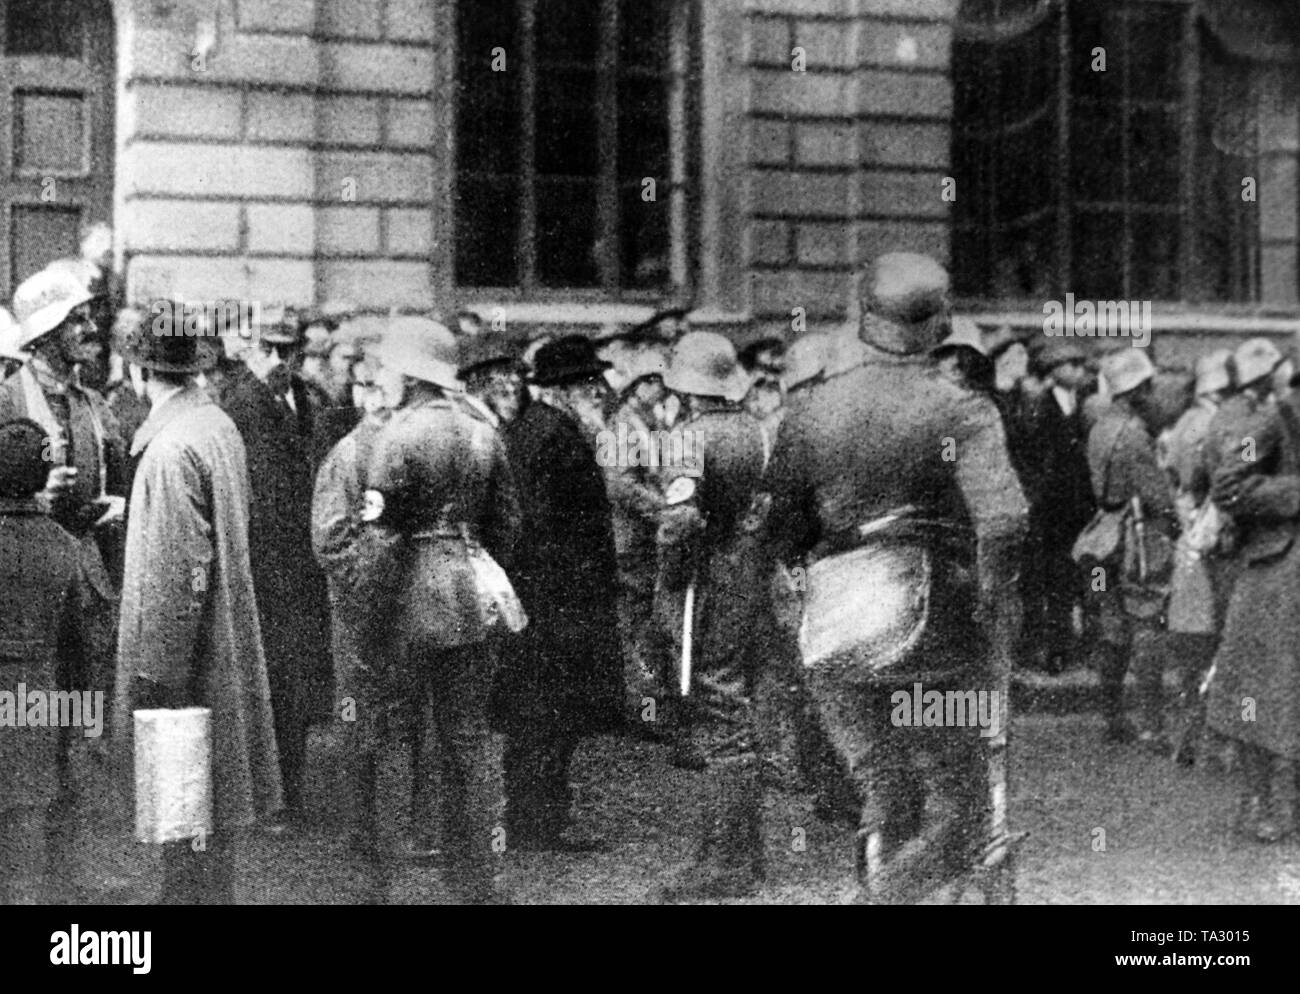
[{"x1": 1097, "y1": 416, "x2": 1129, "y2": 507}]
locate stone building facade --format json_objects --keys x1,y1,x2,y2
[{"x1": 2, "y1": 0, "x2": 1297, "y2": 356}]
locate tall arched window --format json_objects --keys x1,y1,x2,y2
[{"x1": 0, "y1": 0, "x2": 115, "y2": 298}]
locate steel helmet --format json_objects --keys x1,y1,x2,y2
[
  {"x1": 12, "y1": 267, "x2": 94, "y2": 348},
  {"x1": 1194, "y1": 348, "x2": 1232, "y2": 396},
  {"x1": 1100, "y1": 348, "x2": 1156, "y2": 397},
  {"x1": 369, "y1": 317, "x2": 463, "y2": 392},
  {"x1": 859, "y1": 252, "x2": 950, "y2": 354},
  {"x1": 782, "y1": 333, "x2": 831, "y2": 391},
  {"x1": 663, "y1": 331, "x2": 750, "y2": 402},
  {"x1": 1232, "y1": 337, "x2": 1284, "y2": 388}
]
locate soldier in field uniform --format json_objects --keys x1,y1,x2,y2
[
  {"x1": 764, "y1": 253, "x2": 1027, "y2": 903},
  {"x1": 654, "y1": 331, "x2": 774, "y2": 902},
  {"x1": 1084, "y1": 349, "x2": 1177, "y2": 746}
]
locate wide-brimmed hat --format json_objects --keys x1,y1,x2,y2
[
  {"x1": 1232, "y1": 337, "x2": 1285, "y2": 388},
  {"x1": 369, "y1": 317, "x2": 462, "y2": 391},
  {"x1": 663, "y1": 331, "x2": 750, "y2": 402},
  {"x1": 1100, "y1": 348, "x2": 1155, "y2": 397},
  {"x1": 459, "y1": 332, "x2": 520, "y2": 377},
  {"x1": 530, "y1": 335, "x2": 612, "y2": 386},
  {"x1": 783, "y1": 333, "x2": 831, "y2": 391},
  {"x1": 12, "y1": 268, "x2": 95, "y2": 348},
  {"x1": 1194, "y1": 349, "x2": 1232, "y2": 396},
  {"x1": 0, "y1": 418, "x2": 50, "y2": 499}
]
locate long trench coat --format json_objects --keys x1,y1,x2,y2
[
  {"x1": 113, "y1": 386, "x2": 282, "y2": 829},
  {"x1": 1206, "y1": 389, "x2": 1300, "y2": 760}
]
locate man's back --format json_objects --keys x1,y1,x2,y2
[{"x1": 768, "y1": 350, "x2": 1026, "y2": 573}]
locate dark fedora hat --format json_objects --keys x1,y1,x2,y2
[
  {"x1": 530, "y1": 335, "x2": 612, "y2": 386},
  {"x1": 116, "y1": 315, "x2": 216, "y2": 374}
]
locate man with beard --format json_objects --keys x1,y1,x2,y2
[
  {"x1": 764, "y1": 253, "x2": 1026, "y2": 903},
  {"x1": 217, "y1": 308, "x2": 332, "y2": 828},
  {"x1": 486, "y1": 335, "x2": 624, "y2": 853},
  {"x1": 361, "y1": 318, "x2": 520, "y2": 903},
  {"x1": 0, "y1": 268, "x2": 126, "y2": 631}
]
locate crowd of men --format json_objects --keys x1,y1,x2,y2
[{"x1": 1, "y1": 238, "x2": 1298, "y2": 906}]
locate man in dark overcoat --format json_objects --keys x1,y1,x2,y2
[
  {"x1": 492, "y1": 335, "x2": 624, "y2": 853},
  {"x1": 1021, "y1": 341, "x2": 1095, "y2": 673},
  {"x1": 217, "y1": 310, "x2": 332, "y2": 824}
]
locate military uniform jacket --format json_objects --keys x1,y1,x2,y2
[
  {"x1": 1086, "y1": 402, "x2": 1176, "y2": 524},
  {"x1": 0, "y1": 499, "x2": 113, "y2": 809},
  {"x1": 766, "y1": 349, "x2": 1027, "y2": 630},
  {"x1": 658, "y1": 399, "x2": 772, "y2": 679},
  {"x1": 602, "y1": 394, "x2": 668, "y2": 558},
  {"x1": 366, "y1": 394, "x2": 522, "y2": 649},
  {"x1": 0, "y1": 371, "x2": 128, "y2": 538}
]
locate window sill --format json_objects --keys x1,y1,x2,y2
[
  {"x1": 456, "y1": 301, "x2": 751, "y2": 330},
  {"x1": 963, "y1": 303, "x2": 1300, "y2": 337}
]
